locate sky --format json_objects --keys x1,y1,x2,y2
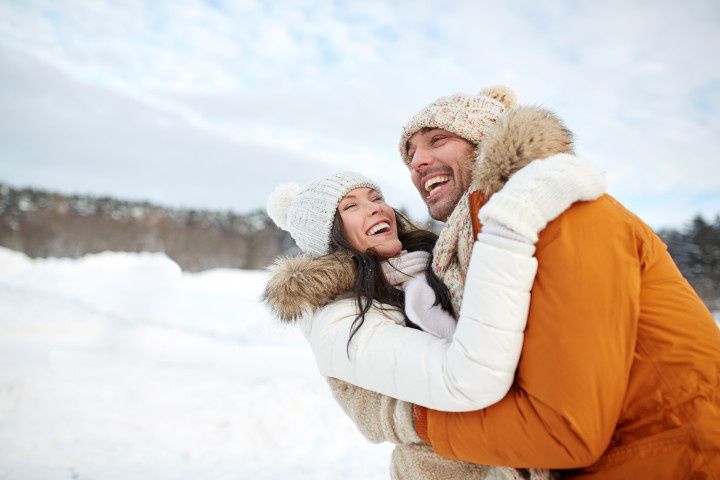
[{"x1": 0, "y1": 0, "x2": 718, "y2": 228}]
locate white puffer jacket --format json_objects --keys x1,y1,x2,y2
[{"x1": 298, "y1": 234, "x2": 537, "y2": 412}]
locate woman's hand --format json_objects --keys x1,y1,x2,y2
[{"x1": 403, "y1": 276, "x2": 457, "y2": 340}]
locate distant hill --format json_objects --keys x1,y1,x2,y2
[
  {"x1": 1, "y1": 182, "x2": 718, "y2": 310},
  {"x1": 0, "y1": 183, "x2": 297, "y2": 272}
]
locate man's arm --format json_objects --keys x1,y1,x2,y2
[{"x1": 418, "y1": 198, "x2": 641, "y2": 468}]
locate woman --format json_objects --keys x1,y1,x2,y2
[{"x1": 263, "y1": 146, "x2": 605, "y2": 478}]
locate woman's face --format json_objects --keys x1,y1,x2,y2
[{"x1": 338, "y1": 187, "x2": 402, "y2": 258}]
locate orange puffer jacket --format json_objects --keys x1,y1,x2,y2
[{"x1": 414, "y1": 193, "x2": 720, "y2": 479}]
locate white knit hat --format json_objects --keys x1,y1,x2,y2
[
  {"x1": 267, "y1": 171, "x2": 381, "y2": 256},
  {"x1": 398, "y1": 85, "x2": 518, "y2": 165}
]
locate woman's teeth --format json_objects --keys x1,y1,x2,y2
[
  {"x1": 366, "y1": 222, "x2": 390, "y2": 236},
  {"x1": 424, "y1": 175, "x2": 450, "y2": 192}
]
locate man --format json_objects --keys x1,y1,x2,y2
[{"x1": 399, "y1": 87, "x2": 720, "y2": 478}]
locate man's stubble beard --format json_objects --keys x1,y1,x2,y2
[{"x1": 427, "y1": 190, "x2": 463, "y2": 222}]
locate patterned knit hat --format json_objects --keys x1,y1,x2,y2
[
  {"x1": 266, "y1": 171, "x2": 381, "y2": 257},
  {"x1": 398, "y1": 85, "x2": 517, "y2": 165}
]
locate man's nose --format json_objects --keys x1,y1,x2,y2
[{"x1": 409, "y1": 147, "x2": 432, "y2": 172}]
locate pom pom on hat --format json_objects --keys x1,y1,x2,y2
[
  {"x1": 479, "y1": 85, "x2": 517, "y2": 109},
  {"x1": 267, "y1": 182, "x2": 299, "y2": 230}
]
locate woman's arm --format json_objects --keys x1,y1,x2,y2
[{"x1": 299, "y1": 234, "x2": 537, "y2": 412}]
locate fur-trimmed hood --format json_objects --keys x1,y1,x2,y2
[
  {"x1": 471, "y1": 105, "x2": 573, "y2": 196},
  {"x1": 262, "y1": 105, "x2": 574, "y2": 322},
  {"x1": 263, "y1": 252, "x2": 356, "y2": 322}
]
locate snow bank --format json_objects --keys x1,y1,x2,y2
[{"x1": 0, "y1": 248, "x2": 392, "y2": 479}]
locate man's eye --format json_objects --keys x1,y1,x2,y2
[{"x1": 430, "y1": 135, "x2": 446, "y2": 145}]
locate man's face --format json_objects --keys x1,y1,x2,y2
[{"x1": 406, "y1": 128, "x2": 476, "y2": 222}]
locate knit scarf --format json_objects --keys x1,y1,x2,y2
[
  {"x1": 431, "y1": 192, "x2": 476, "y2": 316},
  {"x1": 382, "y1": 250, "x2": 429, "y2": 287}
]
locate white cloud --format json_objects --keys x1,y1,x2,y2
[{"x1": 0, "y1": 0, "x2": 718, "y2": 227}]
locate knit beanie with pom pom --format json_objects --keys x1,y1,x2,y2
[
  {"x1": 398, "y1": 85, "x2": 518, "y2": 165},
  {"x1": 266, "y1": 172, "x2": 381, "y2": 257}
]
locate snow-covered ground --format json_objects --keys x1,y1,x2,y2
[
  {"x1": 2, "y1": 247, "x2": 718, "y2": 480},
  {"x1": 0, "y1": 247, "x2": 392, "y2": 480}
]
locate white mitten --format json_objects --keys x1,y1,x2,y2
[
  {"x1": 479, "y1": 153, "x2": 606, "y2": 243},
  {"x1": 403, "y1": 276, "x2": 457, "y2": 340}
]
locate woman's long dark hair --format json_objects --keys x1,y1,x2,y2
[{"x1": 328, "y1": 209, "x2": 454, "y2": 352}]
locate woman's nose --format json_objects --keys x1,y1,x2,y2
[{"x1": 365, "y1": 201, "x2": 380, "y2": 216}]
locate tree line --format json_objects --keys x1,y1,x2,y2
[
  {"x1": 1, "y1": 183, "x2": 718, "y2": 310},
  {"x1": 658, "y1": 216, "x2": 720, "y2": 310},
  {"x1": 0, "y1": 183, "x2": 296, "y2": 271}
]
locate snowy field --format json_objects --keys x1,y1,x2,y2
[
  {"x1": 0, "y1": 247, "x2": 392, "y2": 480},
  {"x1": 2, "y1": 247, "x2": 718, "y2": 480}
]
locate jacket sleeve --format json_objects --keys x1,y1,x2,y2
[
  {"x1": 298, "y1": 234, "x2": 538, "y2": 412},
  {"x1": 418, "y1": 200, "x2": 641, "y2": 468}
]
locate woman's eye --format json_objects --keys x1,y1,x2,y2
[
  {"x1": 373, "y1": 196, "x2": 384, "y2": 202},
  {"x1": 342, "y1": 203, "x2": 356, "y2": 211}
]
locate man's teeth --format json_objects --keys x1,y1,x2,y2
[
  {"x1": 367, "y1": 222, "x2": 390, "y2": 236},
  {"x1": 424, "y1": 175, "x2": 450, "y2": 192}
]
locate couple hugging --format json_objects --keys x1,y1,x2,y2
[{"x1": 262, "y1": 86, "x2": 720, "y2": 479}]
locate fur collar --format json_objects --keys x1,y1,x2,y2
[
  {"x1": 262, "y1": 106, "x2": 574, "y2": 323},
  {"x1": 262, "y1": 252, "x2": 356, "y2": 322},
  {"x1": 471, "y1": 105, "x2": 573, "y2": 196}
]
